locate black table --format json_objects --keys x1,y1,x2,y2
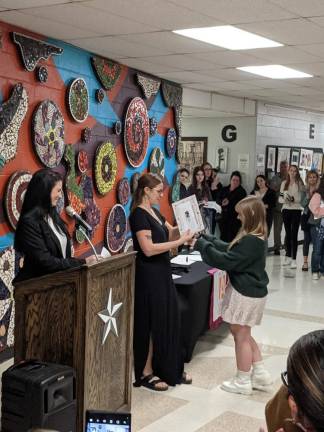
[{"x1": 173, "y1": 261, "x2": 213, "y2": 362}]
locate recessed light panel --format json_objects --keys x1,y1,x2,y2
[
  {"x1": 172, "y1": 25, "x2": 283, "y2": 50},
  {"x1": 237, "y1": 65, "x2": 313, "y2": 79}
]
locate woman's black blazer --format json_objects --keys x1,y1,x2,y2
[{"x1": 14, "y1": 215, "x2": 85, "y2": 283}]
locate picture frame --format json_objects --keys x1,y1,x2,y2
[
  {"x1": 290, "y1": 148, "x2": 300, "y2": 166},
  {"x1": 266, "y1": 146, "x2": 276, "y2": 172},
  {"x1": 299, "y1": 148, "x2": 313, "y2": 170},
  {"x1": 215, "y1": 146, "x2": 229, "y2": 173},
  {"x1": 276, "y1": 147, "x2": 291, "y2": 173},
  {"x1": 177, "y1": 137, "x2": 208, "y2": 176},
  {"x1": 172, "y1": 194, "x2": 205, "y2": 235},
  {"x1": 312, "y1": 150, "x2": 323, "y2": 175}
]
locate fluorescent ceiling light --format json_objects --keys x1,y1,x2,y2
[
  {"x1": 172, "y1": 25, "x2": 283, "y2": 50},
  {"x1": 237, "y1": 65, "x2": 313, "y2": 79}
]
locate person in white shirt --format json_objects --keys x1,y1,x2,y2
[{"x1": 279, "y1": 165, "x2": 305, "y2": 269}]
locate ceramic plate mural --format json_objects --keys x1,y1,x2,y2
[
  {"x1": 82, "y1": 127, "x2": 92, "y2": 144},
  {"x1": 106, "y1": 204, "x2": 127, "y2": 253},
  {"x1": 5, "y1": 170, "x2": 32, "y2": 230},
  {"x1": 33, "y1": 100, "x2": 65, "y2": 168},
  {"x1": 124, "y1": 97, "x2": 149, "y2": 167},
  {"x1": 149, "y1": 147, "x2": 165, "y2": 178},
  {"x1": 123, "y1": 237, "x2": 133, "y2": 252},
  {"x1": 91, "y1": 57, "x2": 121, "y2": 90},
  {"x1": 136, "y1": 73, "x2": 160, "y2": 99},
  {"x1": 131, "y1": 172, "x2": 141, "y2": 193},
  {"x1": 68, "y1": 78, "x2": 89, "y2": 123},
  {"x1": 149, "y1": 117, "x2": 158, "y2": 137},
  {"x1": 165, "y1": 128, "x2": 177, "y2": 158},
  {"x1": 37, "y1": 65, "x2": 48, "y2": 83},
  {"x1": 117, "y1": 178, "x2": 131, "y2": 205},
  {"x1": 77, "y1": 150, "x2": 89, "y2": 173},
  {"x1": 94, "y1": 142, "x2": 117, "y2": 195}
]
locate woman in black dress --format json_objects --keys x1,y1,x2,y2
[
  {"x1": 14, "y1": 169, "x2": 96, "y2": 283},
  {"x1": 129, "y1": 173, "x2": 193, "y2": 391},
  {"x1": 251, "y1": 175, "x2": 276, "y2": 234},
  {"x1": 219, "y1": 171, "x2": 247, "y2": 242}
]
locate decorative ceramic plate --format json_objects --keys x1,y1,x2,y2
[
  {"x1": 149, "y1": 117, "x2": 158, "y2": 136},
  {"x1": 161, "y1": 81, "x2": 182, "y2": 107},
  {"x1": 5, "y1": 170, "x2": 32, "y2": 230},
  {"x1": 56, "y1": 193, "x2": 65, "y2": 215},
  {"x1": 68, "y1": 78, "x2": 89, "y2": 123},
  {"x1": 131, "y1": 172, "x2": 141, "y2": 193},
  {"x1": 33, "y1": 100, "x2": 65, "y2": 168},
  {"x1": 91, "y1": 57, "x2": 121, "y2": 90},
  {"x1": 106, "y1": 204, "x2": 127, "y2": 253},
  {"x1": 165, "y1": 128, "x2": 177, "y2": 158},
  {"x1": 95, "y1": 88, "x2": 105, "y2": 103},
  {"x1": 149, "y1": 147, "x2": 165, "y2": 178},
  {"x1": 77, "y1": 150, "x2": 89, "y2": 173},
  {"x1": 82, "y1": 127, "x2": 92, "y2": 144},
  {"x1": 123, "y1": 237, "x2": 133, "y2": 252},
  {"x1": 36, "y1": 65, "x2": 48, "y2": 83},
  {"x1": 124, "y1": 97, "x2": 149, "y2": 167},
  {"x1": 117, "y1": 178, "x2": 131, "y2": 205},
  {"x1": 114, "y1": 120, "x2": 122, "y2": 135},
  {"x1": 136, "y1": 73, "x2": 160, "y2": 99},
  {"x1": 94, "y1": 142, "x2": 117, "y2": 195}
]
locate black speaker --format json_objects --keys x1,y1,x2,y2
[{"x1": 1, "y1": 360, "x2": 76, "y2": 432}]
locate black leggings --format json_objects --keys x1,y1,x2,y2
[{"x1": 282, "y1": 209, "x2": 301, "y2": 259}]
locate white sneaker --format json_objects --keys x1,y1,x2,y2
[
  {"x1": 221, "y1": 375, "x2": 252, "y2": 395},
  {"x1": 282, "y1": 257, "x2": 292, "y2": 266},
  {"x1": 312, "y1": 273, "x2": 319, "y2": 280},
  {"x1": 252, "y1": 369, "x2": 273, "y2": 392},
  {"x1": 290, "y1": 260, "x2": 297, "y2": 269}
]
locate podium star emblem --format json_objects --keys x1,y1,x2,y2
[{"x1": 97, "y1": 288, "x2": 122, "y2": 345}]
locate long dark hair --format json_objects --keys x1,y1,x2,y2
[
  {"x1": 253, "y1": 174, "x2": 268, "y2": 191},
  {"x1": 284, "y1": 164, "x2": 304, "y2": 190},
  {"x1": 15, "y1": 169, "x2": 66, "y2": 249},
  {"x1": 287, "y1": 330, "x2": 324, "y2": 431},
  {"x1": 130, "y1": 173, "x2": 162, "y2": 212},
  {"x1": 316, "y1": 176, "x2": 324, "y2": 200},
  {"x1": 192, "y1": 166, "x2": 207, "y2": 189}
]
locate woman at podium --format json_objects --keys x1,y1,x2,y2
[
  {"x1": 14, "y1": 169, "x2": 96, "y2": 282},
  {"x1": 130, "y1": 173, "x2": 193, "y2": 391}
]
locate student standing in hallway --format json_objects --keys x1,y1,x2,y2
[{"x1": 270, "y1": 160, "x2": 288, "y2": 255}]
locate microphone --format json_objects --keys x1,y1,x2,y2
[{"x1": 65, "y1": 206, "x2": 93, "y2": 232}]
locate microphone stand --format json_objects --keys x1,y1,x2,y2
[{"x1": 78, "y1": 226, "x2": 100, "y2": 262}]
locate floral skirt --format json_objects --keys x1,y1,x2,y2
[{"x1": 221, "y1": 284, "x2": 267, "y2": 327}]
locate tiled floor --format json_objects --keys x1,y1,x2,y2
[{"x1": 132, "y1": 250, "x2": 324, "y2": 431}]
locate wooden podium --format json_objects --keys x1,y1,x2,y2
[{"x1": 14, "y1": 252, "x2": 136, "y2": 431}]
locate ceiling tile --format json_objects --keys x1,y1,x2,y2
[
  {"x1": 286, "y1": 62, "x2": 324, "y2": 76},
  {"x1": 169, "y1": 0, "x2": 297, "y2": 23},
  {"x1": 68, "y1": 36, "x2": 170, "y2": 58},
  {"x1": 247, "y1": 46, "x2": 322, "y2": 64},
  {"x1": 18, "y1": 3, "x2": 158, "y2": 35},
  {"x1": 157, "y1": 70, "x2": 217, "y2": 83},
  {"x1": 0, "y1": 0, "x2": 66, "y2": 7},
  {"x1": 116, "y1": 57, "x2": 182, "y2": 74},
  {"x1": 119, "y1": 32, "x2": 226, "y2": 54},
  {"x1": 0, "y1": 10, "x2": 98, "y2": 39},
  {"x1": 81, "y1": 0, "x2": 220, "y2": 31},
  {"x1": 298, "y1": 44, "x2": 324, "y2": 60},
  {"x1": 137, "y1": 54, "x2": 216, "y2": 70},
  {"x1": 239, "y1": 18, "x2": 324, "y2": 45},
  {"x1": 270, "y1": 0, "x2": 324, "y2": 17},
  {"x1": 190, "y1": 51, "x2": 266, "y2": 67}
]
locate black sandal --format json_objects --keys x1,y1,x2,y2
[
  {"x1": 133, "y1": 374, "x2": 168, "y2": 391},
  {"x1": 181, "y1": 372, "x2": 192, "y2": 385}
]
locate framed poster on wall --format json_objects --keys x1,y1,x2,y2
[
  {"x1": 177, "y1": 137, "x2": 208, "y2": 176},
  {"x1": 299, "y1": 148, "x2": 313, "y2": 170},
  {"x1": 312, "y1": 150, "x2": 323, "y2": 175},
  {"x1": 276, "y1": 147, "x2": 291, "y2": 173},
  {"x1": 266, "y1": 146, "x2": 276, "y2": 171},
  {"x1": 290, "y1": 148, "x2": 300, "y2": 166}
]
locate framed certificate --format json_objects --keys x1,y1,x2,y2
[{"x1": 172, "y1": 194, "x2": 205, "y2": 235}]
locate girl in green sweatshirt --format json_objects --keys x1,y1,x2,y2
[{"x1": 192, "y1": 195, "x2": 272, "y2": 395}]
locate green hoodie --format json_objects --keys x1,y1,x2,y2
[{"x1": 196, "y1": 234, "x2": 268, "y2": 298}]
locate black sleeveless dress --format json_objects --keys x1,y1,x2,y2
[{"x1": 129, "y1": 207, "x2": 184, "y2": 385}]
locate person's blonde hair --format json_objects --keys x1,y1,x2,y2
[{"x1": 229, "y1": 195, "x2": 267, "y2": 249}]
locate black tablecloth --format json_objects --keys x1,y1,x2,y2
[{"x1": 173, "y1": 261, "x2": 213, "y2": 362}]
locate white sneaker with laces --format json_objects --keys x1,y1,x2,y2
[
  {"x1": 221, "y1": 372, "x2": 252, "y2": 395},
  {"x1": 312, "y1": 273, "x2": 319, "y2": 280},
  {"x1": 252, "y1": 369, "x2": 273, "y2": 392},
  {"x1": 290, "y1": 260, "x2": 297, "y2": 269},
  {"x1": 282, "y1": 257, "x2": 292, "y2": 266}
]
